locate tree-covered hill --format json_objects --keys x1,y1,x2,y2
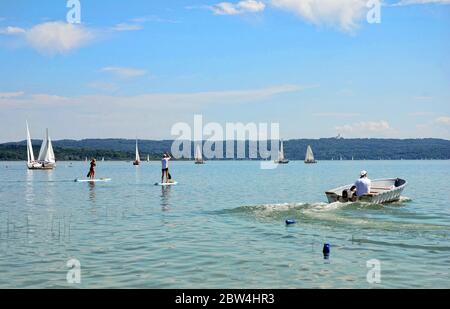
[{"x1": 1, "y1": 138, "x2": 449, "y2": 161}]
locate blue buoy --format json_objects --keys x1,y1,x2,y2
[
  {"x1": 323, "y1": 243, "x2": 330, "y2": 258},
  {"x1": 285, "y1": 219, "x2": 296, "y2": 225}
]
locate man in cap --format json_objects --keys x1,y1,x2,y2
[{"x1": 354, "y1": 170, "x2": 371, "y2": 197}]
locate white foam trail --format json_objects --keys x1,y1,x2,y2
[
  {"x1": 250, "y1": 203, "x2": 305, "y2": 213},
  {"x1": 307, "y1": 201, "x2": 345, "y2": 212}
]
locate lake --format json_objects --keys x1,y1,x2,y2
[{"x1": 0, "y1": 160, "x2": 449, "y2": 288}]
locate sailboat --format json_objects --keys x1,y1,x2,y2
[
  {"x1": 133, "y1": 139, "x2": 141, "y2": 166},
  {"x1": 304, "y1": 145, "x2": 317, "y2": 164},
  {"x1": 37, "y1": 128, "x2": 56, "y2": 169},
  {"x1": 26, "y1": 122, "x2": 41, "y2": 169},
  {"x1": 195, "y1": 144, "x2": 205, "y2": 164},
  {"x1": 102, "y1": 157, "x2": 105, "y2": 162},
  {"x1": 26, "y1": 122, "x2": 56, "y2": 170},
  {"x1": 275, "y1": 139, "x2": 289, "y2": 164},
  {"x1": 147, "y1": 154, "x2": 150, "y2": 162}
]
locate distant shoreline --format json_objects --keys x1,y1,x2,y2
[
  {"x1": 2, "y1": 138, "x2": 450, "y2": 161},
  {"x1": 1, "y1": 159, "x2": 449, "y2": 164}
]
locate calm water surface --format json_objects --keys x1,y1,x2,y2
[{"x1": 0, "y1": 160, "x2": 449, "y2": 288}]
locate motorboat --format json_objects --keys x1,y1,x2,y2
[{"x1": 325, "y1": 178, "x2": 408, "y2": 204}]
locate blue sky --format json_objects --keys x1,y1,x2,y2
[{"x1": 0, "y1": 0, "x2": 449, "y2": 142}]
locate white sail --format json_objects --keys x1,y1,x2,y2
[
  {"x1": 37, "y1": 129, "x2": 55, "y2": 164},
  {"x1": 147, "y1": 155, "x2": 150, "y2": 162},
  {"x1": 305, "y1": 145, "x2": 315, "y2": 163},
  {"x1": 135, "y1": 139, "x2": 141, "y2": 162},
  {"x1": 195, "y1": 144, "x2": 203, "y2": 162},
  {"x1": 26, "y1": 121, "x2": 35, "y2": 163},
  {"x1": 46, "y1": 133, "x2": 55, "y2": 163},
  {"x1": 274, "y1": 139, "x2": 289, "y2": 163},
  {"x1": 36, "y1": 129, "x2": 54, "y2": 162},
  {"x1": 37, "y1": 131, "x2": 47, "y2": 162}
]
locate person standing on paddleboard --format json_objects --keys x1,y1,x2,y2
[
  {"x1": 87, "y1": 159, "x2": 96, "y2": 180},
  {"x1": 161, "y1": 153, "x2": 171, "y2": 183}
]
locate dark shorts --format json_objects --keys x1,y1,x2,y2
[{"x1": 162, "y1": 168, "x2": 168, "y2": 172}]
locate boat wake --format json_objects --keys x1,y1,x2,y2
[
  {"x1": 217, "y1": 201, "x2": 371, "y2": 222},
  {"x1": 389, "y1": 196, "x2": 412, "y2": 205},
  {"x1": 216, "y1": 197, "x2": 449, "y2": 232},
  {"x1": 223, "y1": 197, "x2": 411, "y2": 216}
]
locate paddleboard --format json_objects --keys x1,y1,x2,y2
[
  {"x1": 75, "y1": 178, "x2": 111, "y2": 183},
  {"x1": 155, "y1": 182, "x2": 178, "y2": 186}
]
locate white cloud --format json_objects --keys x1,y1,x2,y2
[
  {"x1": 336, "y1": 120, "x2": 393, "y2": 135},
  {"x1": 112, "y1": 15, "x2": 181, "y2": 31},
  {"x1": 0, "y1": 26, "x2": 26, "y2": 35},
  {"x1": 130, "y1": 16, "x2": 180, "y2": 24},
  {"x1": 0, "y1": 85, "x2": 308, "y2": 141},
  {"x1": 100, "y1": 67, "x2": 147, "y2": 78},
  {"x1": 313, "y1": 112, "x2": 360, "y2": 117},
  {"x1": 0, "y1": 93, "x2": 69, "y2": 108},
  {"x1": 238, "y1": 0, "x2": 267, "y2": 12},
  {"x1": 30, "y1": 94, "x2": 70, "y2": 102},
  {"x1": 1, "y1": 22, "x2": 94, "y2": 54},
  {"x1": 409, "y1": 112, "x2": 435, "y2": 117},
  {"x1": 131, "y1": 17, "x2": 154, "y2": 23},
  {"x1": 436, "y1": 116, "x2": 450, "y2": 126},
  {"x1": 25, "y1": 22, "x2": 94, "y2": 55},
  {"x1": 207, "y1": 0, "x2": 450, "y2": 30},
  {"x1": 270, "y1": 0, "x2": 367, "y2": 32},
  {"x1": 212, "y1": 3, "x2": 240, "y2": 15},
  {"x1": 0, "y1": 85, "x2": 303, "y2": 109},
  {"x1": 151, "y1": 84, "x2": 303, "y2": 104},
  {"x1": 112, "y1": 23, "x2": 144, "y2": 32},
  {"x1": 0, "y1": 91, "x2": 24, "y2": 99},
  {"x1": 211, "y1": 0, "x2": 266, "y2": 15},
  {"x1": 393, "y1": 0, "x2": 450, "y2": 6}
]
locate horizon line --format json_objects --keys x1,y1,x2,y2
[{"x1": 3, "y1": 137, "x2": 450, "y2": 144}]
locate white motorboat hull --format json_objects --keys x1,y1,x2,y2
[{"x1": 325, "y1": 178, "x2": 407, "y2": 204}]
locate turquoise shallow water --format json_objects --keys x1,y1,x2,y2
[{"x1": 0, "y1": 160, "x2": 449, "y2": 288}]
